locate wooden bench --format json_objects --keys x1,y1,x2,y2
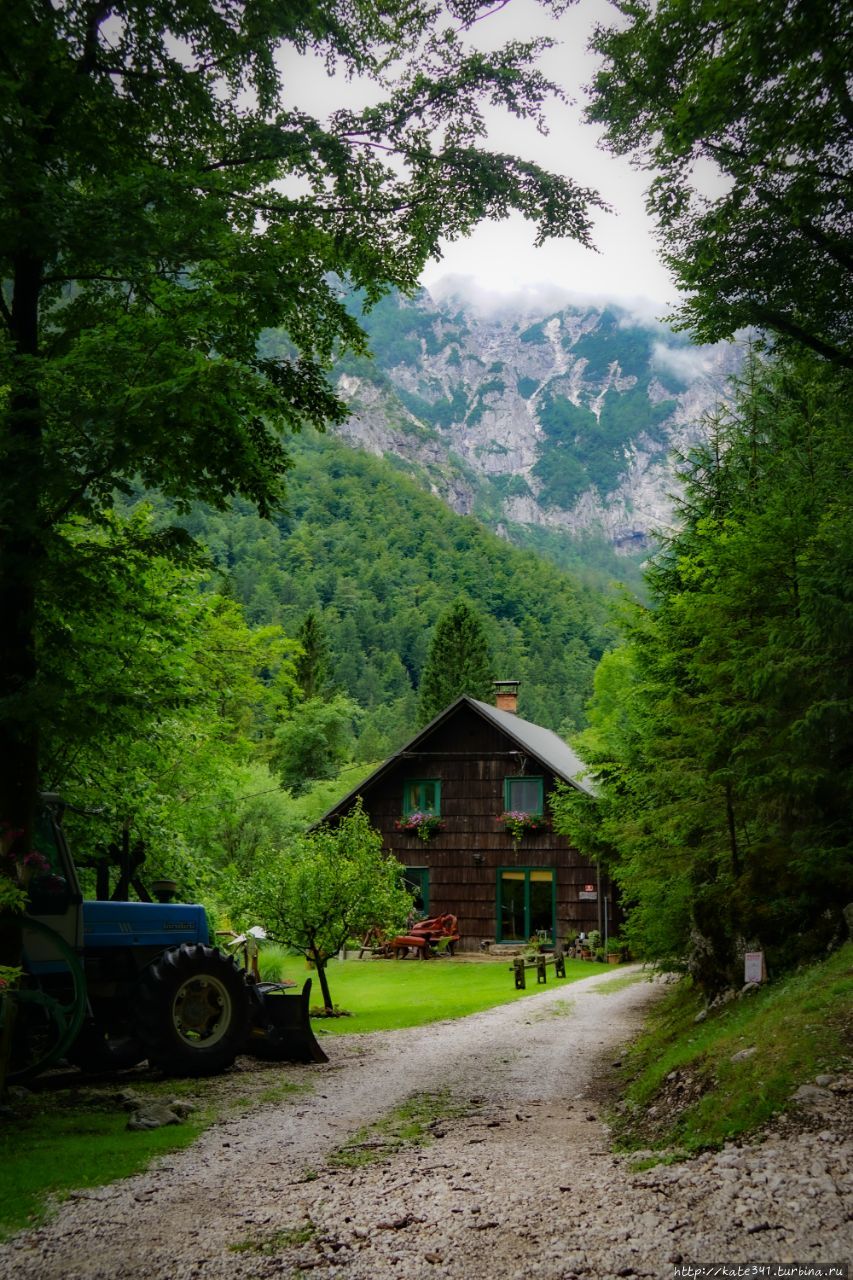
[
  {"x1": 509, "y1": 951, "x2": 566, "y2": 989},
  {"x1": 358, "y1": 926, "x2": 392, "y2": 958}
]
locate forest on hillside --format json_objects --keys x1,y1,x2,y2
[{"x1": 175, "y1": 431, "x2": 613, "y2": 744}]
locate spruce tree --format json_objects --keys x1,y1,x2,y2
[
  {"x1": 417, "y1": 599, "x2": 493, "y2": 727},
  {"x1": 295, "y1": 611, "x2": 330, "y2": 702}
]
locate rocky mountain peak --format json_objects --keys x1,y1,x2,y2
[{"x1": 332, "y1": 287, "x2": 739, "y2": 553}]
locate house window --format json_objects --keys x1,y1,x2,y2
[
  {"x1": 497, "y1": 868, "x2": 555, "y2": 943},
  {"x1": 403, "y1": 867, "x2": 430, "y2": 915},
  {"x1": 403, "y1": 779, "x2": 441, "y2": 816},
  {"x1": 503, "y1": 776, "x2": 543, "y2": 815}
]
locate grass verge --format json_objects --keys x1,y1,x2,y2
[
  {"x1": 327, "y1": 1090, "x2": 467, "y2": 1170},
  {"x1": 0, "y1": 1072, "x2": 308, "y2": 1242},
  {"x1": 0, "y1": 1096, "x2": 208, "y2": 1240},
  {"x1": 612, "y1": 941, "x2": 852, "y2": 1156}
]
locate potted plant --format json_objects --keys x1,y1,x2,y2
[
  {"x1": 586, "y1": 930, "x2": 601, "y2": 960},
  {"x1": 606, "y1": 932, "x2": 624, "y2": 964}
]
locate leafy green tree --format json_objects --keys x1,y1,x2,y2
[
  {"x1": 46, "y1": 509, "x2": 299, "y2": 898},
  {"x1": 1, "y1": 0, "x2": 602, "y2": 849},
  {"x1": 417, "y1": 598, "x2": 494, "y2": 725},
  {"x1": 271, "y1": 695, "x2": 359, "y2": 795},
  {"x1": 588, "y1": 0, "x2": 852, "y2": 368},
  {"x1": 250, "y1": 802, "x2": 412, "y2": 1010}
]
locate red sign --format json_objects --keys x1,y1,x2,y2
[{"x1": 583, "y1": 884, "x2": 595, "y2": 892}]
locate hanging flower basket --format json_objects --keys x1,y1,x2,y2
[
  {"x1": 497, "y1": 811, "x2": 549, "y2": 842},
  {"x1": 395, "y1": 812, "x2": 446, "y2": 842}
]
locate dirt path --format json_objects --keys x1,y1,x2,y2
[{"x1": 2, "y1": 968, "x2": 850, "y2": 1280}]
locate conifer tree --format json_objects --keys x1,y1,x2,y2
[
  {"x1": 417, "y1": 599, "x2": 493, "y2": 726},
  {"x1": 295, "y1": 611, "x2": 330, "y2": 702}
]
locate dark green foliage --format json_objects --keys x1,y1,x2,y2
[
  {"x1": 571, "y1": 311, "x2": 653, "y2": 381},
  {"x1": 39, "y1": 508, "x2": 300, "y2": 898},
  {"x1": 588, "y1": 0, "x2": 852, "y2": 368},
  {"x1": 532, "y1": 396, "x2": 597, "y2": 507},
  {"x1": 517, "y1": 377, "x2": 539, "y2": 399},
  {"x1": 599, "y1": 387, "x2": 675, "y2": 448},
  {"x1": 271, "y1": 696, "x2": 358, "y2": 795},
  {"x1": 417, "y1": 598, "x2": 494, "y2": 726},
  {"x1": 1, "y1": 0, "x2": 603, "y2": 841},
  {"x1": 552, "y1": 352, "x2": 853, "y2": 990},
  {"x1": 295, "y1": 611, "x2": 331, "y2": 701},
  {"x1": 339, "y1": 289, "x2": 467, "y2": 371},
  {"x1": 396, "y1": 385, "x2": 470, "y2": 429},
  {"x1": 466, "y1": 378, "x2": 506, "y2": 428},
  {"x1": 519, "y1": 320, "x2": 549, "y2": 344}
]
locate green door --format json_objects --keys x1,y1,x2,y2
[{"x1": 498, "y1": 868, "x2": 555, "y2": 943}]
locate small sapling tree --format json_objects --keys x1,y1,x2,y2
[{"x1": 252, "y1": 802, "x2": 412, "y2": 1012}]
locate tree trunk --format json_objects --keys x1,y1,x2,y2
[
  {"x1": 312, "y1": 947, "x2": 334, "y2": 1012},
  {"x1": 0, "y1": 252, "x2": 44, "y2": 854}
]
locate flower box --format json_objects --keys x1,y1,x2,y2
[
  {"x1": 394, "y1": 812, "x2": 446, "y2": 842},
  {"x1": 497, "y1": 811, "x2": 549, "y2": 842}
]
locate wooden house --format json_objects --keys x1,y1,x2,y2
[{"x1": 319, "y1": 684, "x2": 614, "y2": 951}]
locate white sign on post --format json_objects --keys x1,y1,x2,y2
[{"x1": 744, "y1": 951, "x2": 766, "y2": 984}]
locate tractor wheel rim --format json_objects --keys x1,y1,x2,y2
[{"x1": 171, "y1": 975, "x2": 232, "y2": 1047}]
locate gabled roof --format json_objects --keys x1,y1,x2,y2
[
  {"x1": 316, "y1": 694, "x2": 594, "y2": 826},
  {"x1": 466, "y1": 698, "x2": 594, "y2": 793}
]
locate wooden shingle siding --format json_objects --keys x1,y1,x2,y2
[{"x1": 320, "y1": 697, "x2": 613, "y2": 949}]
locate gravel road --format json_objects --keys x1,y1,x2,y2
[{"x1": 2, "y1": 967, "x2": 850, "y2": 1280}]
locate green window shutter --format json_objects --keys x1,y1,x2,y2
[
  {"x1": 503, "y1": 776, "x2": 543, "y2": 814},
  {"x1": 403, "y1": 779, "x2": 441, "y2": 815}
]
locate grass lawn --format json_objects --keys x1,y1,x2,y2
[
  {"x1": 0, "y1": 1074, "x2": 306, "y2": 1242},
  {"x1": 0, "y1": 1098, "x2": 209, "y2": 1240},
  {"x1": 264, "y1": 954, "x2": 614, "y2": 1034}
]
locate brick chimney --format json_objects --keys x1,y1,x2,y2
[{"x1": 494, "y1": 680, "x2": 520, "y2": 714}]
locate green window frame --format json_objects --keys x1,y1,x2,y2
[
  {"x1": 503, "y1": 775, "x2": 544, "y2": 815},
  {"x1": 403, "y1": 779, "x2": 441, "y2": 816},
  {"x1": 496, "y1": 867, "x2": 556, "y2": 944}
]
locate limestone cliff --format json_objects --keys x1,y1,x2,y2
[{"x1": 332, "y1": 287, "x2": 740, "y2": 552}]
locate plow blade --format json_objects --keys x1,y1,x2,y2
[{"x1": 246, "y1": 979, "x2": 328, "y2": 1064}]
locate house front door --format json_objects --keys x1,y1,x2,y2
[{"x1": 498, "y1": 868, "x2": 555, "y2": 943}]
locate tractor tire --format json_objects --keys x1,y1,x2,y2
[{"x1": 137, "y1": 943, "x2": 250, "y2": 1077}]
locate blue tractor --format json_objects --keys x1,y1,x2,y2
[{"x1": 6, "y1": 796, "x2": 326, "y2": 1081}]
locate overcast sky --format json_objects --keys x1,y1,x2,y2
[
  {"x1": 420, "y1": 0, "x2": 676, "y2": 312},
  {"x1": 280, "y1": 0, "x2": 675, "y2": 313}
]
